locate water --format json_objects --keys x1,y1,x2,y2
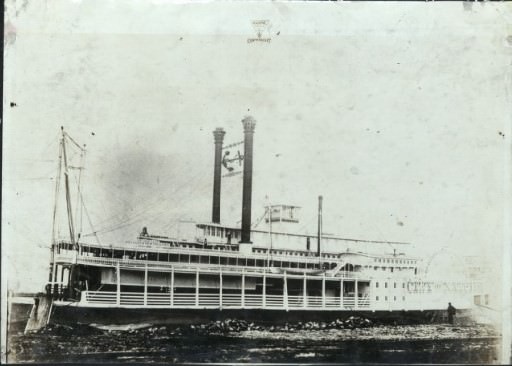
[{"x1": 7, "y1": 323, "x2": 501, "y2": 363}]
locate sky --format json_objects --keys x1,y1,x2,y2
[{"x1": 2, "y1": 1, "x2": 511, "y2": 296}]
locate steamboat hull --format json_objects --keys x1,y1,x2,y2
[{"x1": 50, "y1": 305, "x2": 466, "y2": 327}]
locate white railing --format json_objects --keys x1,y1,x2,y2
[{"x1": 81, "y1": 291, "x2": 371, "y2": 310}]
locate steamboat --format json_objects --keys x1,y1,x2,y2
[{"x1": 25, "y1": 117, "x2": 481, "y2": 331}]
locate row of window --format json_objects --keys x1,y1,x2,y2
[
  {"x1": 375, "y1": 282, "x2": 406, "y2": 289},
  {"x1": 375, "y1": 258, "x2": 415, "y2": 265},
  {"x1": 205, "y1": 226, "x2": 239, "y2": 239},
  {"x1": 77, "y1": 245, "x2": 339, "y2": 270},
  {"x1": 375, "y1": 296, "x2": 406, "y2": 301}
]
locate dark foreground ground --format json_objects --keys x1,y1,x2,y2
[{"x1": 7, "y1": 321, "x2": 501, "y2": 364}]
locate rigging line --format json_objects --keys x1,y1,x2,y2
[
  {"x1": 74, "y1": 150, "x2": 85, "y2": 236},
  {"x1": 97, "y1": 176, "x2": 214, "y2": 235},
  {"x1": 39, "y1": 130, "x2": 62, "y2": 160},
  {"x1": 64, "y1": 131, "x2": 86, "y2": 151},
  {"x1": 61, "y1": 128, "x2": 77, "y2": 248},
  {"x1": 252, "y1": 209, "x2": 268, "y2": 228},
  {"x1": 51, "y1": 139, "x2": 63, "y2": 244},
  {"x1": 83, "y1": 155, "x2": 213, "y2": 235},
  {"x1": 78, "y1": 189, "x2": 102, "y2": 246},
  {"x1": 295, "y1": 213, "x2": 318, "y2": 234},
  {"x1": 88, "y1": 166, "x2": 208, "y2": 231},
  {"x1": 91, "y1": 169, "x2": 210, "y2": 233}
]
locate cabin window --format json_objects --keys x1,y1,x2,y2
[
  {"x1": 190, "y1": 255, "x2": 198, "y2": 263},
  {"x1": 247, "y1": 259, "x2": 255, "y2": 267},
  {"x1": 376, "y1": 282, "x2": 379, "y2": 288},
  {"x1": 228, "y1": 257, "x2": 236, "y2": 266},
  {"x1": 394, "y1": 296, "x2": 396, "y2": 301},
  {"x1": 376, "y1": 296, "x2": 379, "y2": 301},
  {"x1": 390, "y1": 267, "x2": 394, "y2": 273},
  {"x1": 385, "y1": 282, "x2": 388, "y2": 288},
  {"x1": 148, "y1": 252, "x2": 157, "y2": 261},
  {"x1": 220, "y1": 257, "x2": 227, "y2": 265},
  {"x1": 210, "y1": 256, "x2": 219, "y2": 265},
  {"x1": 394, "y1": 282, "x2": 396, "y2": 288},
  {"x1": 200, "y1": 256, "x2": 209, "y2": 264},
  {"x1": 256, "y1": 259, "x2": 264, "y2": 267}
]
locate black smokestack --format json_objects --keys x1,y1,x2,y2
[
  {"x1": 212, "y1": 128, "x2": 225, "y2": 223},
  {"x1": 240, "y1": 116, "x2": 256, "y2": 243}
]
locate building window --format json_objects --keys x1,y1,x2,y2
[
  {"x1": 376, "y1": 296, "x2": 379, "y2": 301},
  {"x1": 394, "y1": 296, "x2": 396, "y2": 301},
  {"x1": 385, "y1": 282, "x2": 388, "y2": 288},
  {"x1": 376, "y1": 282, "x2": 379, "y2": 288},
  {"x1": 402, "y1": 296, "x2": 405, "y2": 301},
  {"x1": 385, "y1": 296, "x2": 388, "y2": 301},
  {"x1": 402, "y1": 283, "x2": 405, "y2": 288},
  {"x1": 394, "y1": 283, "x2": 396, "y2": 288}
]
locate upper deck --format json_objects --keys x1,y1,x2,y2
[{"x1": 54, "y1": 236, "x2": 420, "y2": 279}]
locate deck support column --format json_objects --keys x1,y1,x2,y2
[
  {"x1": 340, "y1": 279, "x2": 344, "y2": 308},
  {"x1": 60, "y1": 265, "x2": 65, "y2": 296},
  {"x1": 355, "y1": 279, "x2": 358, "y2": 309},
  {"x1": 170, "y1": 267, "x2": 174, "y2": 307},
  {"x1": 241, "y1": 271, "x2": 246, "y2": 308},
  {"x1": 303, "y1": 273, "x2": 307, "y2": 308},
  {"x1": 195, "y1": 268, "x2": 199, "y2": 307},
  {"x1": 51, "y1": 251, "x2": 57, "y2": 294},
  {"x1": 144, "y1": 263, "x2": 148, "y2": 306},
  {"x1": 116, "y1": 262, "x2": 120, "y2": 306},
  {"x1": 283, "y1": 271, "x2": 288, "y2": 311},
  {"x1": 262, "y1": 273, "x2": 266, "y2": 308},
  {"x1": 322, "y1": 273, "x2": 326, "y2": 308},
  {"x1": 219, "y1": 270, "x2": 223, "y2": 309}
]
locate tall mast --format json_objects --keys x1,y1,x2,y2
[
  {"x1": 317, "y1": 195, "x2": 323, "y2": 258},
  {"x1": 61, "y1": 126, "x2": 76, "y2": 248},
  {"x1": 51, "y1": 138, "x2": 63, "y2": 245},
  {"x1": 266, "y1": 199, "x2": 273, "y2": 267}
]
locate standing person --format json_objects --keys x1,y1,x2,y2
[{"x1": 447, "y1": 302, "x2": 456, "y2": 324}]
